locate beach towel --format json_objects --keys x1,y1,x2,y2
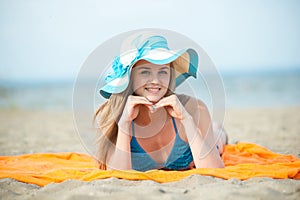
[{"x1": 0, "y1": 142, "x2": 299, "y2": 186}]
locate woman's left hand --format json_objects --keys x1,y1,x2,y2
[{"x1": 154, "y1": 95, "x2": 191, "y2": 120}]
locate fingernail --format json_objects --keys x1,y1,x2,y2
[{"x1": 150, "y1": 105, "x2": 156, "y2": 113}]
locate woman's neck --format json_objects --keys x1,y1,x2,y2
[{"x1": 134, "y1": 105, "x2": 167, "y2": 126}]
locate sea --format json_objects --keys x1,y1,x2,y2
[{"x1": 0, "y1": 69, "x2": 299, "y2": 111}]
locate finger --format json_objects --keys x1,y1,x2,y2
[
  {"x1": 148, "y1": 104, "x2": 160, "y2": 113},
  {"x1": 155, "y1": 98, "x2": 174, "y2": 108},
  {"x1": 156, "y1": 97, "x2": 184, "y2": 117},
  {"x1": 155, "y1": 95, "x2": 177, "y2": 106},
  {"x1": 129, "y1": 96, "x2": 153, "y2": 105}
]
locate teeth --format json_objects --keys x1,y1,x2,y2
[{"x1": 147, "y1": 88, "x2": 160, "y2": 92}]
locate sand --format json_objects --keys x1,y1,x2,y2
[{"x1": 0, "y1": 107, "x2": 300, "y2": 199}]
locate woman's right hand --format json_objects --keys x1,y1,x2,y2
[{"x1": 118, "y1": 95, "x2": 153, "y2": 133}]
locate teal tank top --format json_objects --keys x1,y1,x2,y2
[{"x1": 130, "y1": 117, "x2": 194, "y2": 171}]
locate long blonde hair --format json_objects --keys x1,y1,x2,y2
[{"x1": 94, "y1": 63, "x2": 176, "y2": 169}]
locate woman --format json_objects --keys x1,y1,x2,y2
[{"x1": 95, "y1": 34, "x2": 227, "y2": 171}]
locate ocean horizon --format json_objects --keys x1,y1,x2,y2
[{"x1": 1, "y1": 68, "x2": 299, "y2": 111}]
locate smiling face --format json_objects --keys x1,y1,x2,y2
[{"x1": 132, "y1": 60, "x2": 171, "y2": 103}]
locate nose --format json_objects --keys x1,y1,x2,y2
[{"x1": 148, "y1": 73, "x2": 159, "y2": 84}]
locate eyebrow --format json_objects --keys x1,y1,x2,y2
[
  {"x1": 137, "y1": 67, "x2": 151, "y2": 70},
  {"x1": 138, "y1": 66, "x2": 170, "y2": 70},
  {"x1": 159, "y1": 66, "x2": 170, "y2": 70}
]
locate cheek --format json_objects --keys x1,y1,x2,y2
[
  {"x1": 132, "y1": 78, "x2": 146, "y2": 92},
  {"x1": 162, "y1": 76, "x2": 171, "y2": 88}
]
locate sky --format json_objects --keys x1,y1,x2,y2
[{"x1": 0, "y1": 0, "x2": 300, "y2": 81}]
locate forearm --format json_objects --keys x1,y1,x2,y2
[
  {"x1": 106, "y1": 129, "x2": 132, "y2": 170},
  {"x1": 182, "y1": 115, "x2": 224, "y2": 168}
]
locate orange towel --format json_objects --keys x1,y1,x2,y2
[{"x1": 0, "y1": 142, "x2": 299, "y2": 186}]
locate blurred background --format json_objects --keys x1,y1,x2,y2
[{"x1": 1, "y1": 0, "x2": 299, "y2": 111}]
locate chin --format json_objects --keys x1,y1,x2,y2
[{"x1": 145, "y1": 95, "x2": 163, "y2": 104}]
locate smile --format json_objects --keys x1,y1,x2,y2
[{"x1": 145, "y1": 87, "x2": 161, "y2": 94}]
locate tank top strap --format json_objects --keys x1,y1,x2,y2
[
  {"x1": 131, "y1": 121, "x2": 135, "y2": 137},
  {"x1": 171, "y1": 117, "x2": 179, "y2": 136}
]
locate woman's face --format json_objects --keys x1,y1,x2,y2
[{"x1": 132, "y1": 60, "x2": 171, "y2": 103}]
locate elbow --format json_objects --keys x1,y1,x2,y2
[{"x1": 194, "y1": 154, "x2": 225, "y2": 169}]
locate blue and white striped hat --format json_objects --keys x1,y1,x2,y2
[{"x1": 100, "y1": 33, "x2": 199, "y2": 99}]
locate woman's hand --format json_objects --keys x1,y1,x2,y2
[
  {"x1": 154, "y1": 95, "x2": 192, "y2": 120},
  {"x1": 118, "y1": 95, "x2": 153, "y2": 131}
]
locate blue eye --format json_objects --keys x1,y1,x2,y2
[
  {"x1": 140, "y1": 71, "x2": 150, "y2": 75},
  {"x1": 159, "y1": 71, "x2": 168, "y2": 75}
]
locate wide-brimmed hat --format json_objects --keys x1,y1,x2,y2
[{"x1": 100, "y1": 34, "x2": 199, "y2": 99}]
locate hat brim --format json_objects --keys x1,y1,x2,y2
[{"x1": 100, "y1": 48, "x2": 198, "y2": 99}]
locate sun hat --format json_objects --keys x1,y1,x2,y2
[{"x1": 100, "y1": 33, "x2": 199, "y2": 99}]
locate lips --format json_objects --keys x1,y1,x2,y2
[{"x1": 145, "y1": 87, "x2": 161, "y2": 94}]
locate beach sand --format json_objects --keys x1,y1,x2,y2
[{"x1": 0, "y1": 107, "x2": 300, "y2": 199}]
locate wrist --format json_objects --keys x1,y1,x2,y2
[
  {"x1": 117, "y1": 119, "x2": 132, "y2": 135},
  {"x1": 116, "y1": 125, "x2": 132, "y2": 150},
  {"x1": 182, "y1": 110, "x2": 193, "y2": 121}
]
